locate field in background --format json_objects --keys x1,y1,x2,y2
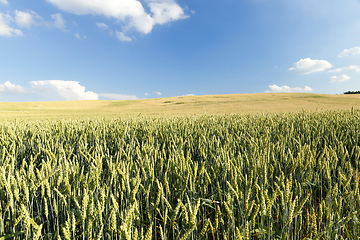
[{"x1": 1, "y1": 93, "x2": 360, "y2": 121}]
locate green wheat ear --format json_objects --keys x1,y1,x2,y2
[{"x1": 0, "y1": 231, "x2": 26, "y2": 240}]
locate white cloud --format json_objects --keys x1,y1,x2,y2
[
  {"x1": 14, "y1": 10, "x2": 42, "y2": 28},
  {"x1": 0, "y1": 81, "x2": 27, "y2": 93},
  {"x1": 328, "y1": 65, "x2": 360, "y2": 73},
  {"x1": 289, "y1": 58, "x2": 332, "y2": 74},
  {"x1": 13, "y1": 11, "x2": 67, "y2": 31},
  {"x1": 338, "y1": 47, "x2": 360, "y2": 58},
  {"x1": 46, "y1": 0, "x2": 188, "y2": 40},
  {"x1": 116, "y1": 31, "x2": 132, "y2": 42},
  {"x1": 49, "y1": 13, "x2": 67, "y2": 30},
  {"x1": 0, "y1": 13, "x2": 23, "y2": 36},
  {"x1": 42, "y1": 13, "x2": 67, "y2": 30},
  {"x1": 74, "y1": 32, "x2": 86, "y2": 39},
  {"x1": 155, "y1": 91, "x2": 162, "y2": 95},
  {"x1": 0, "y1": 80, "x2": 98, "y2": 101},
  {"x1": 330, "y1": 74, "x2": 351, "y2": 82},
  {"x1": 29, "y1": 80, "x2": 98, "y2": 100},
  {"x1": 266, "y1": 84, "x2": 313, "y2": 93},
  {"x1": 98, "y1": 93, "x2": 138, "y2": 100},
  {"x1": 147, "y1": 0, "x2": 188, "y2": 25},
  {"x1": 179, "y1": 94, "x2": 195, "y2": 97},
  {"x1": 96, "y1": 22, "x2": 109, "y2": 29},
  {"x1": 14, "y1": 10, "x2": 67, "y2": 31},
  {"x1": 97, "y1": 22, "x2": 114, "y2": 36},
  {"x1": 0, "y1": 0, "x2": 8, "y2": 4}
]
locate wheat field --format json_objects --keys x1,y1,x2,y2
[{"x1": 1, "y1": 109, "x2": 360, "y2": 239}]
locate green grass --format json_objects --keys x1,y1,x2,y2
[{"x1": 1, "y1": 93, "x2": 360, "y2": 122}]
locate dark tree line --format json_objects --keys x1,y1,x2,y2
[{"x1": 344, "y1": 91, "x2": 360, "y2": 94}]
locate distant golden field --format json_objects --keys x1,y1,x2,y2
[{"x1": 1, "y1": 93, "x2": 360, "y2": 121}]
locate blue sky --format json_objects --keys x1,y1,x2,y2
[{"x1": 1, "y1": 0, "x2": 360, "y2": 101}]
